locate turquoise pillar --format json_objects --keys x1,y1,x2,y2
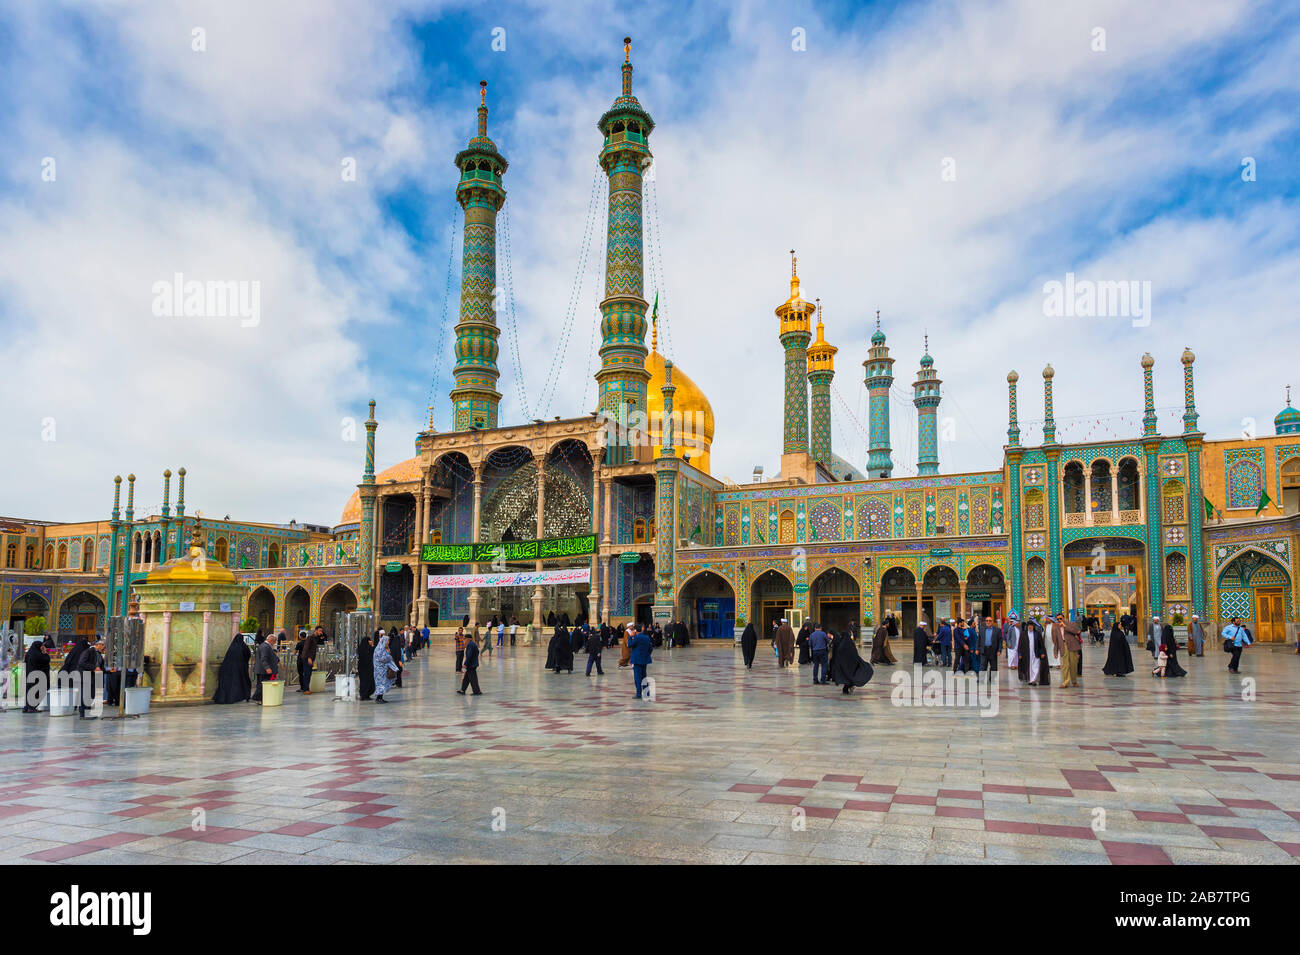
[{"x1": 864, "y1": 313, "x2": 894, "y2": 477}]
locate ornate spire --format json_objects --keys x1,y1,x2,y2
[
  {"x1": 477, "y1": 80, "x2": 488, "y2": 139},
  {"x1": 1141, "y1": 352, "x2": 1157, "y2": 438},
  {"x1": 1181, "y1": 347, "x2": 1198, "y2": 434},
  {"x1": 1042, "y1": 364, "x2": 1056, "y2": 444},
  {"x1": 622, "y1": 36, "x2": 633, "y2": 96},
  {"x1": 1006, "y1": 370, "x2": 1021, "y2": 447},
  {"x1": 363, "y1": 400, "x2": 377, "y2": 484}
]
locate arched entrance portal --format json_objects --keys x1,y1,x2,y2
[
  {"x1": 319, "y1": 584, "x2": 358, "y2": 633},
  {"x1": 58, "y1": 591, "x2": 105, "y2": 639},
  {"x1": 677, "y1": 570, "x2": 736, "y2": 639},
  {"x1": 750, "y1": 569, "x2": 793, "y2": 636},
  {"x1": 1063, "y1": 537, "x2": 1146, "y2": 635},
  {"x1": 809, "y1": 568, "x2": 860, "y2": 635},
  {"x1": 8, "y1": 592, "x2": 50, "y2": 635},
  {"x1": 922, "y1": 565, "x2": 961, "y2": 628},
  {"x1": 1216, "y1": 548, "x2": 1292, "y2": 642},
  {"x1": 248, "y1": 587, "x2": 275, "y2": 634},
  {"x1": 964, "y1": 564, "x2": 1006, "y2": 622},
  {"x1": 285, "y1": 586, "x2": 310, "y2": 633},
  {"x1": 878, "y1": 567, "x2": 917, "y2": 634}
]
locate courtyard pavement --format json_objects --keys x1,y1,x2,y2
[{"x1": 2, "y1": 640, "x2": 1298, "y2": 865}]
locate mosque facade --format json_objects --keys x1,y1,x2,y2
[{"x1": 4, "y1": 43, "x2": 1299, "y2": 646}]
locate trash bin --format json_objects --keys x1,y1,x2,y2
[
  {"x1": 334, "y1": 674, "x2": 356, "y2": 700},
  {"x1": 48, "y1": 686, "x2": 77, "y2": 717},
  {"x1": 123, "y1": 686, "x2": 152, "y2": 716},
  {"x1": 309, "y1": 669, "x2": 327, "y2": 693},
  {"x1": 261, "y1": 680, "x2": 284, "y2": 707}
]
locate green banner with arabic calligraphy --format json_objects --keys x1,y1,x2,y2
[{"x1": 421, "y1": 534, "x2": 596, "y2": 565}]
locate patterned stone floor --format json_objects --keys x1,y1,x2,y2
[{"x1": 2, "y1": 641, "x2": 1298, "y2": 865}]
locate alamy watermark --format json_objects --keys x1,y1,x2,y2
[{"x1": 1043, "y1": 272, "x2": 1151, "y2": 328}]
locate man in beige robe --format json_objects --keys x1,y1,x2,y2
[
  {"x1": 1051, "y1": 613, "x2": 1083, "y2": 688},
  {"x1": 775, "y1": 620, "x2": 796, "y2": 668}
]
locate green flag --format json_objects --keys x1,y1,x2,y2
[
  {"x1": 1203, "y1": 496, "x2": 1216, "y2": 521},
  {"x1": 1256, "y1": 488, "x2": 1273, "y2": 515}
]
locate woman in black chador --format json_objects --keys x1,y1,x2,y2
[
  {"x1": 22, "y1": 638, "x2": 50, "y2": 712},
  {"x1": 830, "y1": 631, "x2": 874, "y2": 695},
  {"x1": 796, "y1": 622, "x2": 812, "y2": 665},
  {"x1": 356, "y1": 630, "x2": 376, "y2": 701},
  {"x1": 548, "y1": 626, "x2": 573, "y2": 673},
  {"x1": 1102, "y1": 622, "x2": 1134, "y2": 677},
  {"x1": 212, "y1": 633, "x2": 252, "y2": 703},
  {"x1": 739, "y1": 623, "x2": 758, "y2": 668},
  {"x1": 1163, "y1": 635, "x2": 1188, "y2": 678}
]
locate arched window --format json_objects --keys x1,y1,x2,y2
[
  {"x1": 1062, "y1": 462, "x2": 1085, "y2": 513},
  {"x1": 268, "y1": 543, "x2": 280, "y2": 568},
  {"x1": 1026, "y1": 556, "x2": 1046, "y2": 599},
  {"x1": 5, "y1": 542, "x2": 15, "y2": 568},
  {"x1": 44, "y1": 544, "x2": 54, "y2": 568},
  {"x1": 1282, "y1": 456, "x2": 1300, "y2": 515},
  {"x1": 1023, "y1": 489, "x2": 1045, "y2": 529},
  {"x1": 24, "y1": 544, "x2": 35, "y2": 569},
  {"x1": 56, "y1": 542, "x2": 67, "y2": 568},
  {"x1": 132, "y1": 533, "x2": 142, "y2": 565},
  {"x1": 215, "y1": 537, "x2": 228, "y2": 564},
  {"x1": 779, "y1": 510, "x2": 796, "y2": 544},
  {"x1": 153, "y1": 531, "x2": 162, "y2": 563},
  {"x1": 82, "y1": 539, "x2": 93, "y2": 572},
  {"x1": 1090, "y1": 459, "x2": 1113, "y2": 513},
  {"x1": 1117, "y1": 458, "x2": 1141, "y2": 512},
  {"x1": 1165, "y1": 552, "x2": 1188, "y2": 596},
  {"x1": 1161, "y1": 480, "x2": 1186, "y2": 524},
  {"x1": 431, "y1": 530, "x2": 442, "y2": 544},
  {"x1": 633, "y1": 518, "x2": 647, "y2": 544}
]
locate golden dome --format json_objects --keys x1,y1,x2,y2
[
  {"x1": 645, "y1": 326, "x2": 714, "y2": 474},
  {"x1": 144, "y1": 524, "x2": 237, "y2": 585},
  {"x1": 339, "y1": 457, "x2": 423, "y2": 525}
]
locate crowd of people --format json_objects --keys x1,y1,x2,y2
[{"x1": 734, "y1": 618, "x2": 874, "y2": 694}]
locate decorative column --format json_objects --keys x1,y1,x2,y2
[
  {"x1": 1141, "y1": 353, "x2": 1164, "y2": 618},
  {"x1": 1042, "y1": 365, "x2": 1064, "y2": 610},
  {"x1": 1183, "y1": 348, "x2": 1207, "y2": 617},
  {"x1": 532, "y1": 452, "x2": 547, "y2": 639},
  {"x1": 913, "y1": 338, "x2": 942, "y2": 476},
  {"x1": 602, "y1": 476, "x2": 614, "y2": 545},
  {"x1": 1006, "y1": 372, "x2": 1024, "y2": 611},
  {"x1": 450, "y1": 81, "x2": 508, "y2": 431},
  {"x1": 415, "y1": 470, "x2": 431, "y2": 627},
  {"x1": 915, "y1": 582, "x2": 925, "y2": 628},
  {"x1": 173, "y1": 468, "x2": 186, "y2": 560},
  {"x1": 107, "y1": 476, "x2": 123, "y2": 616},
  {"x1": 468, "y1": 464, "x2": 484, "y2": 626},
  {"x1": 589, "y1": 458, "x2": 602, "y2": 622},
  {"x1": 123, "y1": 475, "x2": 136, "y2": 607},
  {"x1": 159, "y1": 611, "x2": 171, "y2": 697},
  {"x1": 776, "y1": 251, "x2": 814, "y2": 458},
  {"x1": 199, "y1": 611, "x2": 211, "y2": 695},
  {"x1": 652, "y1": 362, "x2": 679, "y2": 625},
  {"x1": 865, "y1": 313, "x2": 895, "y2": 477},
  {"x1": 806, "y1": 301, "x2": 837, "y2": 470},
  {"x1": 160, "y1": 469, "x2": 172, "y2": 565},
  {"x1": 357, "y1": 401, "x2": 378, "y2": 613},
  {"x1": 595, "y1": 39, "x2": 654, "y2": 464}
]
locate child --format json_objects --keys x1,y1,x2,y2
[{"x1": 1152, "y1": 644, "x2": 1168, "y2": 678}]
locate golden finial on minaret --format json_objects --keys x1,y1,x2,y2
[
  {"x1": 788, "y1": 248, "x2": 801, "y2": 300},
  {"x1": 480, "y1": 79, "x2": 487, "y2": 106},
  {"x1": 428, "y1": 405, "x2": 435, "y2": 430},
  {"x1": 651, "y1": 312, "x2": 659, "y2": 353},
  {"x1": 624, "y1": 36, "x2": 631, "y2": 62}
]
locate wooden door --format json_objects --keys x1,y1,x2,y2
[
  {"x1": 1255, "y1": 590, "x2": 1285, "y2": 642},
  {"x1": 75, "y1": 613, "x2": 96, "y2": 637}
]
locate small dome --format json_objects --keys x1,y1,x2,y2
[
  {"x1": 1007, "y1": 370, "x2": 1019, "y2": 383},
  {"x1": 1141, "y1": 352, "x2": 1154, "y2": 370},
  {"x1": 871, "y1": 329, "x2": 886, "y2": 345},
  {"x1": 339, "y1": 457, "x2": 424, "y2": 525},
  {"x1": 1181, "y1": 347, "x2": 1195, "y2": 366},
  {"x1": 1275, "y1": 405, "x2": 1300, "y2": 435},
  {"x1": 920, "y1": 353, "x2": 934, "y2": 368},
  {"x1": 1043, "y1": 363, "x2": 1054, "y2": 379}
]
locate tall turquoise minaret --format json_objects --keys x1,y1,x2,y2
[
  {"x1": 776, "y1": 251, "x2": 815, "y2": 458},
  {"x1": 864, "y1": 312, "x2": 894, "y2": 478},
  {"x1": 912, "y1": 336, "x2": 941, "y2": 476},
  {"x1": 806, "y1": 301, "x2": 837, "y2": 470},
  {"x1": 450, "y1": 81, "x2": 508, "y2": 431},
  {"x1": 595, "y1": 38, "x2": 654, "y2": 463}
]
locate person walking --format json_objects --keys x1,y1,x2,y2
[
  {"x1": 830, "y1": 630, "x2": 873, "y2": 695},
  {"x1": 1188, "y1": 614, "x2": 1206, "y2": 656},
  {"x1": 356, "y1": 630, "x2": 375, "y2": 701},
  {"x1": 509, "y1": 617, "x2": 518, "y2": 647},
  {"x1": 212, "y1": 632, "x2": 252, "y2": 703},
  {"x1": 1051, "y1": 612, "x2": 1082, "y2": 688},
  {"x1": 936, "y1": 619, "x2": 953, "y2": 668},
  {"x1": 808, "y1": 623, "x2": 830, "y2": 685},
  {"x1": 252, "y1": 632, "x2": 279, "y2": 702},
  {"x1": 774, "y1": 619, "x2": 796, "y2": 668},
  {"x1": 1222, "y1": 616, "x2": 1251, "y2": 673},
  {"x1": 1102, "y1": 621, "x2": 1134, "y2": 676},
  {"x1": 739, "y1": 622, "x2": 758, "y2": 668},
  {"x1": 76, "y1": 637, "x2": 105, "y2": 719},
  {"x1": 912, "y1": 617, "x2": 932, "y2": 666},
  {"x1": 584, "y1": 627, "x2": 604, "y2": 676},
  {"x1": 978, "y1": 615, "x2": 1002, "y2": 682},
  {"x1": 457, "y1": 632, "x2": 482, "y2": 695},
  {"x1": 454, "y1": 626, "x2": 467, "y2": 673},
  {"x1": 870, "y1": 620, "x2": 896, "y2": 665},
  {"x1": 628, "y1": 624, "x2": 653, "y2": 699},
  {"x1": 373, "y1": 633, "x2": 399, "y2": 703},
  {"x1": 22, "y1": 636, "x2": 50, "y2": 713}
]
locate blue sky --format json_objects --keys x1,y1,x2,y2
[{"x1": 2, "y1": 0, "x2": 1299, "y2": 523}]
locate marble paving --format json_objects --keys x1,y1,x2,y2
[{"x1": 1, "y1": 640, "x2": 1298, "y2": 865}]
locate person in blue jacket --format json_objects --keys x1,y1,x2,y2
[{"x1": 628, "y1": 624, "x2": 653, "y2": 699}]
